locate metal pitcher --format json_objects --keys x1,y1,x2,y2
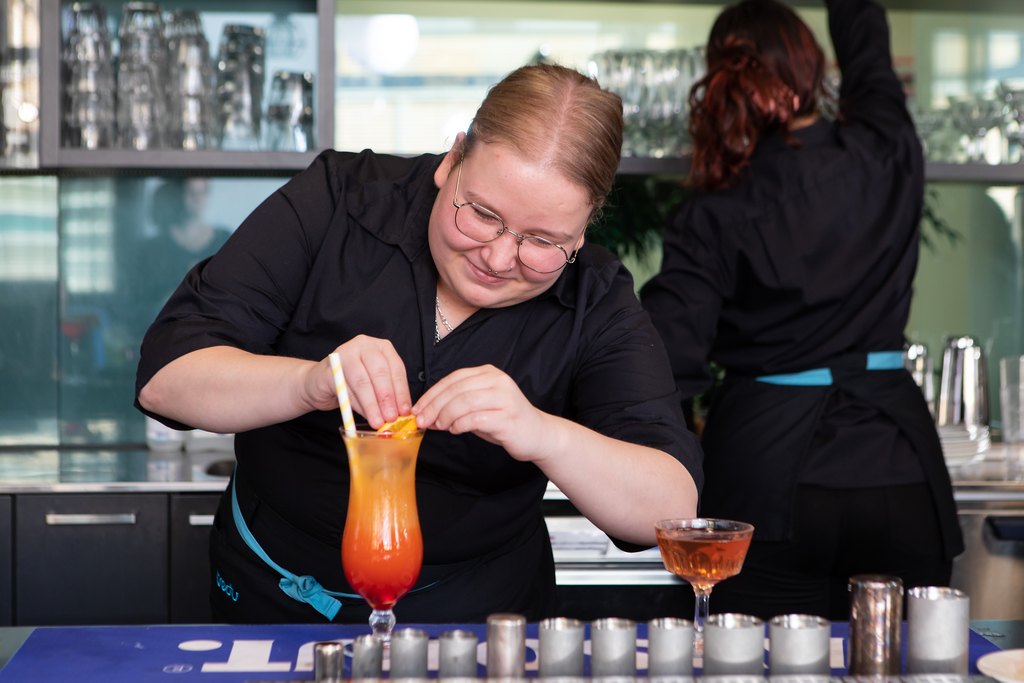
[
  {"x1": 906, "y1": 342, "x2": 934, "y2": 413},
  {"x1": 937, "y1": 335, "x2": 990, "y2": 434}
]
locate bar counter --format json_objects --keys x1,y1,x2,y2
[
  {"x1": 0, "y1": 619, "x2": 1020, "y2": 680},
  {"x1": 0, "y1": 444, "x2": 1019, "y2": 495}
]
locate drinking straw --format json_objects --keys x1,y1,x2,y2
[{"x1": 328, "y1": 352, "x2": 356, "y2": 436}]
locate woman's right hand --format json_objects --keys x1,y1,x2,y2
[{"x1": 311, "y1": 335, "x2": 412, "y2": 428}]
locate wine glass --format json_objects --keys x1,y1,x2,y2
[
  {"x1": 655, "y1": 518, "x2": 754, "y2": 655},
  {"x1": 340, "y1": 427, "x2": 424, "y2": 642}
]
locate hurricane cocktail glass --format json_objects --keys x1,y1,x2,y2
[{"x1": 341, "y1": 427, "x2": 424, "y2": 642}]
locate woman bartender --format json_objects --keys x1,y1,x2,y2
[
  {"x1": 136, "y1": 64, "x2": 702, "y2": 624},
  {"x1": 641, "y1": 0, "x2": 962, "y2": 619}
]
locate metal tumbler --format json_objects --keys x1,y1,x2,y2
[
  {"x1": 389, "y1": 627, "x2": 430, "y2": 678},
  {"x1": 906, "y1": 586, "x2": 970, "y2": 674},
  {"x1": 313, "y1": 641, "x2": 345, "y2": 683},
  {"x1": 848, "y1": 574, "x2": 902, "y2": 675},
  {"x1": 439, "y1": 629, "x2": 479, "y2": 678},
  {"x1": 350, "y1": 633, "x2": 384, "y2": 679},
  {"x1": 486, "y1": 612, "x2": 527, "y2": 678},
  {"x1": 646, "y1": 617, "x2": 694, "y2": 677},
  {"x1": 768, "y1": 614, "x2": 831, "y2": 676},
  {"x1": 702, "y1": 613, "x2": 765, "y2": 676},
  {"x1": 538, "y1": 616, "x2": 585, "y2": 677},
  {"x1": 590, "y1": 617, "x2": 637, "y2": 677}
]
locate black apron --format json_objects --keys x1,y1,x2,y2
[{"x1": 698, "y1": 357, "x2": 963, "y2": 560}]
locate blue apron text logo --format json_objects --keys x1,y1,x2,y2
[{"x1": 216, "y1": 570, "x2": 239, "y2": 602}]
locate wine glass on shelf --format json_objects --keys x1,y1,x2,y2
[
  {"x1": 340, "y1": 425, "x2": 424, "y2": 642},
  {"x1": 655, "y1": 517, "x2": 754, "y2": 655}
]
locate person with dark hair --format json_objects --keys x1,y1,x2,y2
[
  {"x1": 136, "y1": 178, "x2": 232, "y2": 323},
  {"x1": 641, "y1": 0, "x2": 962, "y2": 620},
  {"x1": 136, "y1": 63, "x2": 702, "y2": 624}
]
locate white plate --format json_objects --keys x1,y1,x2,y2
[{"x1": 977, "y1": 649, "x2": 1024, "y2": 683}]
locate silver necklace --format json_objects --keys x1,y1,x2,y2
[{"x1": 435, "y1": 295, "x2": 454, "y2": 343}]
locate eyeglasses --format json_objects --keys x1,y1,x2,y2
[{"x1": 452, "y1": 162, "x2": 582, "y2": 274}]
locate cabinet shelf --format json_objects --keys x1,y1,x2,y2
[
  {"x1": 617, "y1": 155, "x2": 1024, "y2": 185},
  {"x1": 579, "y1": 0, "x2": 1021, "y2": 10},
  {"x1": 41, "y1": 148, "x2": 321, "y2": 175},
  {"x1": 924, "y1": 162, "x2": 1024, "y2": 185}
]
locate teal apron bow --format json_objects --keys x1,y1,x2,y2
[{"x1": 230, "y1": 473, "x2": 360, "y2": 620}]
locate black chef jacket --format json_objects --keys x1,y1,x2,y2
[
  {"x1": 641, "y1": 0, "x2": 961, "y2": 559},
  {"x1": 136, "y1": 149, "x2": 703, "y2": 621}
]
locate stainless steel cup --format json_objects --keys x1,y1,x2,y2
[
  {"x1": 538, "y1": 617, "x2": 585, "y2": 677},
  {"x1": 647, "y1": 616, "x2": 694, "y2": 677},
  {"x1": 313, "y1": 641, "x2": 345, "y2": 683},
  {"x1": 486, "y1": 613, "x2": 527, "y2": 678},
  {"x1": 350, "y1": 633, "x2": 383, "y2": 679},
  {"x1": 906, "y1": 586, "x2": 970, "y2": 674},
  {"x1": 590, "y1": 617, "x2": 637, "y2": 677},
  {"x1": 848, "y1": 574, "x2": 902, "y2": 675},
  {"x1": 768, "y1": 614, "x2": 830, "y2": 676},
  {"x1": 702, "y1": 613, "x2": 765, "y2": 676},
  {"x1": 389, "y1": 627, "x2": 429, "y2": 678},
  {"x1": 439, "y1": 629, "x2": 479, "y2": 679}
]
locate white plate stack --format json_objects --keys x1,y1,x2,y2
[{"x1": 938, "y1": 424, "x2": 990, "y2": 466}]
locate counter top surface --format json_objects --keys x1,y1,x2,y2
[
  {"x1": 0, "y1": 447, "x2": 235, "y2": 493},
  {"x1": 0, "y1": 444, "x2": 1021, "y2": 496},
  {"x1": 0, "y1": 620, "x2": 1017, "y2": 679}
]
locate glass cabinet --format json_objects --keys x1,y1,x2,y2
[
  {"x1": 0, "y1": 0, "x2": 1021, "y2": 447},
  {"x1": 37, "y1": 0, "x2": 332, "y2": 170}
]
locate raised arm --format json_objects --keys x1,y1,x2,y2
[{"x1": 827, "y1": 0, "x2": 913, "y2": 139}]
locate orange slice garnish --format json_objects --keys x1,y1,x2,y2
[{"x1": 377, "y1": 414, "x2": 418, "y2": 435}]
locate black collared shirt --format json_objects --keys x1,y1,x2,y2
[{"x1": 136, "y1": 149, "x2": 702, "y2": 620}]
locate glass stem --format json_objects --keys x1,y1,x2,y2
[
  {"x1": 693, "y1": 587, "x2": 712, "y2": 654},
  {"x1": 369, "y1": 608, "x2": 396, "y2": 642}
]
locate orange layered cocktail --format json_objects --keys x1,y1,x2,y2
[{"x1": 341, "y1": 417, "x2": 423, "y2": 640}]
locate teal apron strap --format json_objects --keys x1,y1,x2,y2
[
  {"x1": 756, "y1": 350, "x2": 905, "y2": 386},
  {"x1": 231, "y1": 473, "x2": 360, "y2": 620},
  {"x1": 866, "y1": 350, "x2": 905, "y2": 370},
  {"x1": 756, "y1": 367, "x2": 833, "y2": 386}
]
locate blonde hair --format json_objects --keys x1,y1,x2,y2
[{"x1": 462, "y1": 63, "x2": 623, "y2": 220}]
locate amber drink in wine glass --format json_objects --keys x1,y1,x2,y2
[
  {"x1": 655, "y1": 518, "x2": 754, "y2": 654},
  {"x1": 341, "y1": 423, "x2": 424, "y2": 642}
]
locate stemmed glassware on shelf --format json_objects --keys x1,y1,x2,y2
[{"x1": 655, "y1": 517, "x2": 754, "y2": 655}]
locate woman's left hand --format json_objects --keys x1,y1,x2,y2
[{"x1": 412, "y1": 364, "x2": 547, "y2": 461}]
